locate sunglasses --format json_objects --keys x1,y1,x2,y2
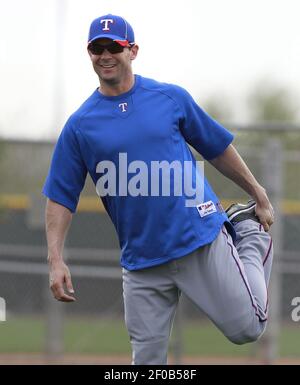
[{"x1": 88, "y1": 41, "x2": 133, "y2": 55}]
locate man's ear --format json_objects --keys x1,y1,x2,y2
[{"x1": 130, "y1": 44, "x2": 139, "y2": 61}]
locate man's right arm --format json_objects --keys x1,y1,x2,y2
[{"x1": 46, "y1": 199, "x2": 76, "y2": 302}]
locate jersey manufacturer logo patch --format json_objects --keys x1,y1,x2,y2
[
  {"x1": 197, "y1": 201, "x2": 217, "y2": 218},
  {"x1": 119, "y1": 102, "x2": 128, "y2": 112},
  {"x1": 100, "y1": 19, "x2": 114, "y2": 31}
]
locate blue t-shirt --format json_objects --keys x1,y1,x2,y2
[{"x1": 43, "y1": 75, "x2": 235, "y2": 270}]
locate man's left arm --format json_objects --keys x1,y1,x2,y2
[{"x1": 209, "y1": 144, "x2": 274, "y2": 231}]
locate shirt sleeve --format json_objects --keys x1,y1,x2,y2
[
  {"x1": 172, "y1": 85, "x2": 234, "y2": 160},
  {"x1": 42, "y1": 115, "x2": 88, "y2": 213}
]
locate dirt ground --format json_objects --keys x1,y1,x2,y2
[{"x1": 0, "y1": 353, "x2": 299, "y2": 365}]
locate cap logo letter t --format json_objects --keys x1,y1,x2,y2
[{"x1": 100, "y1": 19, "x2": 114, "y2": 31}]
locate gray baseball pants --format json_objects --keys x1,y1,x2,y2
[{"x1": 122, "y1": 219, "x2": 273, "y2": 365}]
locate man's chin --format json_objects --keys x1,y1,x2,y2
[{"x1": 99, "y1": 74, "x2": 119, "y2": 85}]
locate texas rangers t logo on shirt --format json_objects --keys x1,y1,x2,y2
[
  {"x1": 101, "y1": 19, "x2": 114, "y2": 31},
  {"x1": 119, "y1": 103, "x2": 128, "y2": 113}
]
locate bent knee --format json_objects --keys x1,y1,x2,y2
[{"x1": 226, "y1": 326, "x2": 264, "y2": 345}]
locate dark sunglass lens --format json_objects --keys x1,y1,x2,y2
[
  {"x1": 89, "y1": 44, "x2": 104, "y2": 55},
  {"x1": 107, "y1": 43, "x2": 124, "y2": 54},
  {"x1": 89, "y1": 42, "x2": 125, "y2": 55}
]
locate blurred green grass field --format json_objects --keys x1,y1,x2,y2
[{"x1": 0, "y1": 317, "x2": 300, "y2": 358}]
